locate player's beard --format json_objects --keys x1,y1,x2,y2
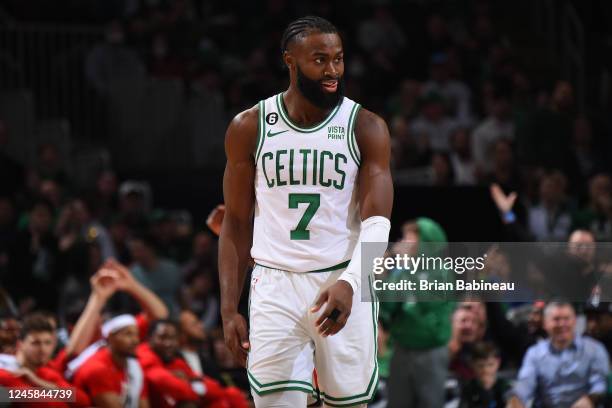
[{"x1": 296, "y1": 65, "x2": 344, "y2": 110}]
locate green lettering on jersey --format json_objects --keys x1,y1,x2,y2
[
  {"x1": 327, "y1": 125, "x2": 345, "y2": 140},
  {"x1": 262, "y1": 152, "x2": 274, "y2": 188},
  {"x1": 312, "y1": 149, "x2": 318, "y2": 186},
  {"x1": 319, "y1": 150, "x2": 333, "y2": 187},
  {"x1": 334, "y1": 153, "x2": 347, "y2": 190},
  {"x1": 289, "y1": 149, "x2": 299, "y2": 185},
  {"x1": 276, "y1": 150, "x2": 287, "y2": 186},
  {"x1": 261, "y1": 148, "x2": 349, "y2": 190},
  {"x1": 299, "y1": 149, "x2": 311, "y2": 185},
  {"x1": 289, "y1": 193, "x2": 320, "y2": 240}
]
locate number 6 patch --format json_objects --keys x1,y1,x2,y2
[{"x1": 266, "y1": 112, "x2": 278, "y2": 125}]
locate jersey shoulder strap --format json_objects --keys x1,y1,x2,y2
[{"x1": 344, "y1": 98, "x2": 362, "y2": 166}]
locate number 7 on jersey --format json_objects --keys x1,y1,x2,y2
[{"x1": 288, "y1": 193, "x2": 320, "y2": 240}]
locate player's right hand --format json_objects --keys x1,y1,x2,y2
[
  {"x1": 311, "y1": 280, "x2": 354, "y2": 337},
  {"x1": 222, "y1": 312, "x2": 250, "y2": 367}
]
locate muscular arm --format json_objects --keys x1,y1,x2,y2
[
  {"x1": 218, "y1": 106, "x2": 258, "y2": 365},
  {"x1": 355, "y1": 108, "x2": 393, "y2": 220},
  {"x1": 334, "y1": 108, "x2": 393, "y2": 291},
  {"x1": 313, "y1": 108, "x2": 393, "y2": 336}
]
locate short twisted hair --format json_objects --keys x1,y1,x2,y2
[{"x1": 280, "y1": 16, "x2": 338, "y2": 53}]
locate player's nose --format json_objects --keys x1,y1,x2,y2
[{"x1": 324, "y1": 62, "x2": 338, "y2": 77}]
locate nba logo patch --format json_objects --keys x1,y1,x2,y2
[{"x1": 251, "y1": 276, "x2": 260, "y2": 285}]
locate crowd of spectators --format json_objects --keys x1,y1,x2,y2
[
  {"x1": 0, "y1": 261, "x2": 249, "y2": 407},
  {"x1": 376, "y1": 216, "x2": 612, "y2": 407},
  {"x1": 74, "y1": 0, "x2": 612, "y2": 243},
  {"x1": 1, "y1": 0, "x2": 612, "y2": 407}
]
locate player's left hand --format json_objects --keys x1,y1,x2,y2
[{"x1": 311, "y1": 280, "x2": 353, "y2": 337}]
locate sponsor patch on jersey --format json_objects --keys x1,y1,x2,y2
[{"x1": 327, "y1": 125, "x2": 345, "y2": 140}]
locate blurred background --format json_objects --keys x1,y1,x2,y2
[{"x1": 0, "y1": 0, "x2": 610, "y2": 240}]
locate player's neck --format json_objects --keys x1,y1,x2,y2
[{"x1": 282, "y1": 87, "x2": 334, "y2": 127}]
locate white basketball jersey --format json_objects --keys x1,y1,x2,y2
[{"x1": 251, "y1": 93, "x2": 362, "y2": 272}]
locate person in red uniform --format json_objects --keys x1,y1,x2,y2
[
  {"x1": 0, "y1": 313, "x2": 90, "y2": 407},
  {"x1": 48, "y1": 259, "x2": 168, "y2": 376},
  {"x1": 73, "y1": 314, "x2": 149, "y2": 408},
  {"x1": 137, "y1": 319, "x2": 249, "y2": 408}
]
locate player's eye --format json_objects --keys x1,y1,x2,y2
[
  {"x1": 335, "y1": 56, "x2": 343, "y2": 63},
  {"x1": 315, "y1": 58, "x2": 324, "y2": 64}
]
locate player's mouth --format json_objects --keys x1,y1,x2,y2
[{"x1": 320, "y1": 79, "x2": 338, "y2": 92}]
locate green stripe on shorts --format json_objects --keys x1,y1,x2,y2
[{"x1": 248, "y1": 369, "x2": 315, "y2": 396}]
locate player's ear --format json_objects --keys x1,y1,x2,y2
[{"x1": 283, "y1": 50, "x2": 294, "y2": 71}]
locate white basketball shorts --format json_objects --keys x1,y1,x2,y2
[{"x1": 247, "y1": 263, "x2": 379, "y2": 407}]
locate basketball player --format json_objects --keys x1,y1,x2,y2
[{"x1": 219, "y1": 16, "x2": 393, "y2": 408}]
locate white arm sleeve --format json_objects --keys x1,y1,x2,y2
[{"x1": 338, "y1": 215, "x2": 391, "y2": 294}]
